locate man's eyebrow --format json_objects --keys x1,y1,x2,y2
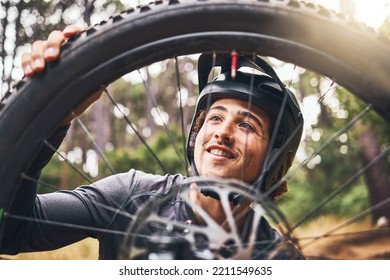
[
  {"x1": 237, "y1": 110, "x2": 263, "y2": 130},
  {"x1": 209, "y1": 105, "x2": 227, "y2": 112},
  {"x1": 209, "y1": 105, "x2": 264, "y2": 130}
]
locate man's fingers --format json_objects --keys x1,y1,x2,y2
[
  {"x1": 21, "y1": 26, "x2": 83, "y2": 77},
  {"x1": 44, "y1": 30, "x2": 67, "y2": 61},
  {"x1": 31, "y1": 40, "x2": 46, "y2": 72},
  {"x1": 21, "y1": 40, "x2": 46, "y2": 77},
  {"x1": 63, "y1": 25, "x2": 83, "y2": 38},
  {"x1": 21, "y1": 53, "x2": 33, "y2": 77}
]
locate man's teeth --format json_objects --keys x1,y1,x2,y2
[{"x1": 209, "y1": 149, "x2": 233, "y2": 159}]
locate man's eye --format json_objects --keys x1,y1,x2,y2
[
  {"x1": 240, "y1": 122, "x2": 254, "y2": 131},
  {"x1": 209, "y1": 115, "x2": 221, "y2": 121}
]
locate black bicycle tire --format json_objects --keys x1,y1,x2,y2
[{"x1": 1, "y1": 0, "x2": 390, "y2": 255}]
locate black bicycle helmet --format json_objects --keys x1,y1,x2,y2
[{"x1": 187, "y1": 53, "x2": 304, "y2": 200}]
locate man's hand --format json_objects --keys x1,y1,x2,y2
[
  {"x1": 21, "y1": 26, "x2": 104, "y2": 127},
  {"x1": 21, "y1": 26, "x2": 82, "y2": 77}
]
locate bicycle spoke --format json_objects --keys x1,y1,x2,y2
[
  {"x1": 138, "y1": 65, "x2": 188, "y2": 171},
  {"x1": 285, "y1": 104, "x2": 373, "y2": 182},
  {"x1": 104, "y1": 88, "x2": 168, "y2": 173},
  {"x1": 3, "y1": 212, "x2": 157, "y2": 243},
  {"x1": 43, "y1": 139, "x2": 94, "y2": 184},
  {"x1": 72, "y1": 113, "x2": 117, "y2": 175},
  {"x1": 292, "y1": 146, "x2": 390, "y2": 231},
  {"x1": 300, "y1": 196, "x2": 390, "y2": 251}
]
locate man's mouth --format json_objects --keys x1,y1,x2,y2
[{"x1": 208, "y1": 148, "x2": 234, "y2": 159}]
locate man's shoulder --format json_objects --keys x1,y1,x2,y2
[{"x1": 126, "y1": 169, "x2": 186, "y2": 194}]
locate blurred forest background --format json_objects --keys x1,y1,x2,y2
[{"x1": 1, "y1": 0, "x2": 390, "y2": 259}]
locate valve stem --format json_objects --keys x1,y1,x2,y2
[{"x1": 231, "y1": 50, "x2": 238, "y2": 79}]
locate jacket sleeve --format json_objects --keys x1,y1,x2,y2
[{"x1": 0, "y1": 126, "x2": 69, "y2": 254}]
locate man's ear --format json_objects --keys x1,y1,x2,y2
[
  {"x1": 286, "y1": 151, "x2": 295, "y2": 170},
  {"x1": 264, "y1": 148, "x2": 280, "y2": 172},
  {"x1": 267, "y1": 150, "x2": 295, "y2": 201},
  {"x1": 271, "y1": 180, "x2": 288, "y2": 201}
]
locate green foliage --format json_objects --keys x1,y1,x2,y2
[
  {"x1": 99, "y1": 127, "x2": 187, "y2": 177},
  {"x1": 278, "y1": 68, "x2": 389, "y2": 225},
  {"x1": 39, "y1": 127, "x2": 188, "y2": 192},
  {"x1": 39, "y1": 155, "x2": 87, "y2": 193},
  {"x1": 38, "y1": 155, "x2": 63, "y2": 193},
  {"x1": 280, "y1": 168, "x2": 370, "y2": 225}
]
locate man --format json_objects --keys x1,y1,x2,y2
[{"x1": 0, "y1": 27, "x2": 304, "y2": 259}]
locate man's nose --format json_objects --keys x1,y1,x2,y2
[{"x1": 215, "y1": 121, "x2": 235, "y2": 143}]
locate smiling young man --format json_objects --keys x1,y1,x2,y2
[
  {"x1": 184, "y1": 54, "x2": 304, "y2": 247},
  {"x1": 186, "y1": 97, "x2": 271, "y2": 233},
  {"x1": 0, "y1": 28, "x2": 304, "y2": 260},
  {"x1": 194, "y1": 98, "x2": 270, "y2": 183}
]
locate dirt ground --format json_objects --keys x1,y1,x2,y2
[{"x1": 296, "y1": 216, "x2": 390, "y2": 260}]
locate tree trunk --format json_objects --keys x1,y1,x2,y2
[
  {"x1": 145, "y1": 69, "x2": 157, "y2": 137},
  {"x1": 93, "y1": 97, "x2": 111, "y2": 154},
  {"x1": 358, "y1": 124, "x2": 390, "y2": 224}
]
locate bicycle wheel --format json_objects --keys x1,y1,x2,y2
[{"x1": 0, "y1": 0, "x2": 389, "y2": 260}]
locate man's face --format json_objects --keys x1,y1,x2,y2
[{"x1": 194, "y1": 98, "x2": 270, "y2": 183}]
